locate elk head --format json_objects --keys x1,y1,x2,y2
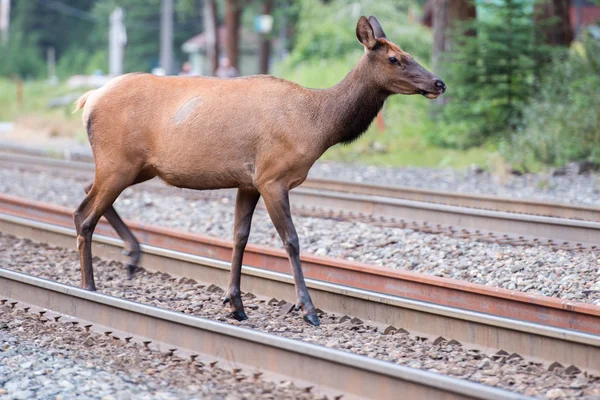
[{"x1": 356, "y1": 16, "x2": 446, "y2": 99}]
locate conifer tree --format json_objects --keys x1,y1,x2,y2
[{"x1": 432, "y1": 0, "x2": 548, "y2": 148}]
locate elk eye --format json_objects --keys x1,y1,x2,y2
[{"x1": 389, "y1": 57, "x2": 398, "y2": 65}]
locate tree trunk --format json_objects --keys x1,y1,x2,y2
[
  {"x1": 534, "y1": 0, "x2": 573, "y2": 47},
  {"x1": 203, "y1": 0, "x2": 219, "y2": 75},
  {"x1": 225, "y1": 0, "x2": 242, "y2": 70},
  {"x1": 432, "y1": 0, "x2": 476, "y2": 106},
  {"x1": 258, "y1": 0, "x2": 273, "y2": 74}
]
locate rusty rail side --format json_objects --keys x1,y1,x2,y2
[
  {"x1": 0, "y1": 193, "x2": 599, "y2": 337},
  {"x1": 0, "y1": 152, "x2": 599, "y2": 247},
  {"x1": 2, "y1": 213, "x2": 600, "y2": 375},
  {"x1": 0, "y1": 268, "x2": 529, "y2": 400}
]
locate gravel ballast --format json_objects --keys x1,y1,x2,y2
[
  {"x1": 309, "y1": 161, "x2": 600, "y2": 206},
  {"x1": 2, "y1": 233, "x2": 600, "y2": 399},
  {"x1": 0, "y1": 307, "x2": 318, "y2": 400},
  {"x1": 0, "y1": 165, "x2": 599, "y2": 305}
]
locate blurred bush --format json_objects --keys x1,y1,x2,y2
[
  {"x1": 286, "y1": 0, "x2": 432, "y2": 67},
  {"x1": 427, "y1": 0, "x2": 547, "y2": 148},
  {"x1": 0, "y1": 30, "x2": 46, "y2": 79},
  {"x1": 503, "y1": 27, "x2": 600, "y2": 170}
]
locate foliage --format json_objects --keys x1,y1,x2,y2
[
  {"x1": 0, "y1": 29, "x2": 45, "y2": 78},
  {"x1": 0, "y1": 0, "x2": 201, "y2": 78},
  {"x1": 428, "y1": 0, "x2": 549, "y2": 148},
  {"x1": 0, "y1": 0, "x2": 98, "y2": 78},
  {"x1": 285, "y1": 0, "x2": 432, "y2": 67},
  {"x1": 503, "y1": 27, "x2": 600, "y2": 169}
]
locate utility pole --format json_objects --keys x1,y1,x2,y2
[
  {"x1": 0, "y1": 0, "x2": 10, "y2": 45},
  {"x1": 109, "y1": 8, "x2": 127, "y2": 76},
  {"x1": 258, "y1": 0, "x2": 273, "y2": 74},
  {"x1": 203, "y1": 0, "x2": 219, "y2": 75},
  {"x1": 160, "y1": 0, "x2": 174, "y2": 75},
  {"x1": 47, "y1": 47, "x2": 57, "y2": 83}
]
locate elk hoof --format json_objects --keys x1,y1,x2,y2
[
  {"x1": 127, "y1": 264, "x2": 138, "y2": 280},
  {"x1": 303, "y1": 313, "x2": 320, "y2": 326},
  {"x1": 82, "y1": 283, "x2": 97, "y2": 292},
  {"x1": 229, "y1": 310, "x2": 248, "y2": 321}
]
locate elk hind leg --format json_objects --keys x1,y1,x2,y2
[
  {"x1": 82, "y1": 170, "x2": 154, "y2": 279},
  {"x1": 74, "y1": 172, "x2": 141, "y2": 290}
]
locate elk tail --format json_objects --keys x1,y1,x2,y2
[{"x1": 73, "y1": 90, "x2": 95, "y2": 113}]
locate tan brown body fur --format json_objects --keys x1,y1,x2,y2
[
  {"x1": 80, "y1": 73, "x2": 332, "y2": 192},
  {"x1": 73, "y1": 16, "x2": 445, "y2": 326}
]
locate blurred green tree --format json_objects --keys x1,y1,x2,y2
[
  {"x1": 505, "y1": 27, "x2": 600, "y2": 168},
  {"x1": 0, "y1": 0, "x2": 96, "y2": 78},
  {"x1": 286, "y1": 0, "x2": 432, "y2": 67},
  {"x1": 429, "y1": 0, "x2": 549, "y2": 148}
]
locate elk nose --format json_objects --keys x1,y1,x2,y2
[{"x1": 435, "y1": 79, "x2": 446, "y2": 93}]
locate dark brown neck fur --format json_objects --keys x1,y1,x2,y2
[{"x1": 315, "y1": 57, "x2": 390, "y2": 148}]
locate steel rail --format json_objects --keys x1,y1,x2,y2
[
  {"x1": 0, "y1": 151, "x2": 599, "y2": 247},
  {"x1": 0, "y1": 193, "x2": 599, "y2": 333},
  {"x1": 302, "y1": 178, "x2": 600, "y2": 222},
  {"x1": 1, "y1": 208, "x2": 599, "y2": 375},
  {"x1": 0, "y1": 269, "x2": 530, "y2": 400}
]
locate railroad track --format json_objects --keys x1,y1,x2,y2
[
  {"x1": 1, "y1": 269, "x2": 528, "y2": 400},
  {"x1": 1, "y1": 196, "x2": 599, "y2": 378},
  {"x1": 0, "y1": 151, "x2": 599, "y2": 250}
]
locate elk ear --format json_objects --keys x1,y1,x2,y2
[
  {"x1": 356, "y1": 16, "x2": 377, "y2": 50},
  {"x1": 368, "y1": 16, "x2": 387, "y2": 39}
]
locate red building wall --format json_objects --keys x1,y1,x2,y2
[{"x1": 570, "y1": 6, "x2": 600, "y2": 28}]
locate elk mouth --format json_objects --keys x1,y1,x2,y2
[{"x1": 419, "y1": 90, "x2": 441, "y2": 99}]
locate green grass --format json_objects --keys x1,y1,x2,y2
[
  {"x1": 0, "y1": 78, "x2": 86, "y2": 140},
  {"x1": 275, "y1": 53, "x2": 497, "y2": 168}
]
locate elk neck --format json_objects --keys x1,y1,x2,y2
[{"x1": 314, "y1": 57, "x2": 390, "y2": 149}]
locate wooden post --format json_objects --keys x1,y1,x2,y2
[
  {"x1": 225, "y1": 0, "x2": 242, "y2": 70},
  {"x1": 376, "y1": 111, "x2": 385, "y2": 132},
  {"x1": 16, "y1": 78, "x2": 22, "y2": 108}
]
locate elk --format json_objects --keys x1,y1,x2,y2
[{"x1": 73, "y1": 16, "x2": 445, "y2": 326}]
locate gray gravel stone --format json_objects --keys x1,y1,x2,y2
[
  {"x1": 1, "y1": 307, "x2": 320, "y2": 400},
  {"x1": 1, "y1": 234, "x2": 600, "y2": 398}
]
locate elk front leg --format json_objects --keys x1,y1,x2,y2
[
  {"x1": 223, "y1": 188, "x2": 260, "y2": 321},
  {"x1": 261, "y1": 183, "x2": 319, "y2": 326}
]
